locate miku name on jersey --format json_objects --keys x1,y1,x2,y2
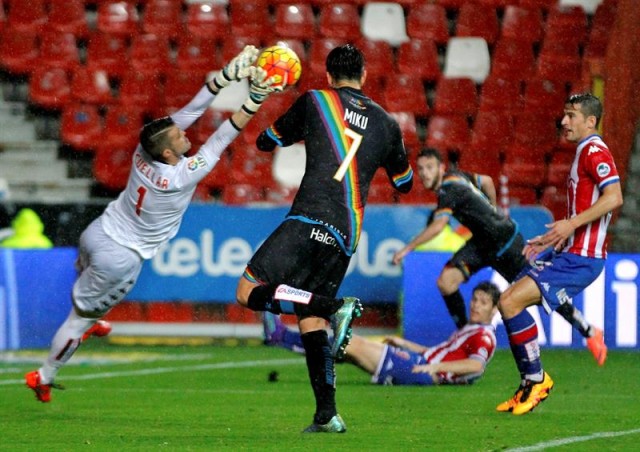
[
  {"x1": 344, "y1": 108, "x2": 368, "y2": 130},
  {"x1": 135, "y1": 152, "x2": 169, "y2": 189}
]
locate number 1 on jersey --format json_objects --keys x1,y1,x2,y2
[
  {"x1": 333, "y1": 128, "x2": 363, "y2": 182},
  {"x1": 135, "y1": 186, "x2": 147, "y2": 216}
]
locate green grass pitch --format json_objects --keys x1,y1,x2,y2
[{"x1": 2, "y1": 340, "x2": 639, "y2": 451}]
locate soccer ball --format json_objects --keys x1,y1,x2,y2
[{"x1": 256, "y1": 45, "x2": 302, "y2": 89}]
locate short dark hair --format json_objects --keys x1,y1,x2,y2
[
  {"x1": 473, "y1": 281, "x2": 501, "y2": 307},
  {"x1": 139, "y1": 116, "x2": 175, "y2": 161},
  {"x1": 566, "y1": 93, "x2": 603, "y2": 127},
  {"x1": 417, "y1": 147, "x2": 443, "y2": 162},
  {"x1": 326, "y1": 44, "x2": 365, "y2": 82}
]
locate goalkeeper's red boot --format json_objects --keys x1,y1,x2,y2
[
  {"x1": 586, "y1": 327, "x2": 607, "y2": 366},
  {"x1": 25, "y1": 370, "x2": 64, "y2": 403},
  {"x1": 82, "y1": 320, "x2": 112, "y2": 341}
]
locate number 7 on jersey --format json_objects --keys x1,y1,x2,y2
[{"x1": 333, "y1": 128, "x2": 363, "y2": 182}]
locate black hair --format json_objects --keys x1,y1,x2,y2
[
  {"x1": 566, "y1": 93, "x2": 603, "y2": 127},
  {"x1": 473, "y1": 281, "x2": 501, "y2": 307},
  {"x1": 417, "y1": 147, "x2": 443, "y2": 162},
  {"x1": 139, "y1": 116, "x2": 175, "y2": 161},
  {"x1": 326, "y1": 44, "x2": 365, "y2": 82}
]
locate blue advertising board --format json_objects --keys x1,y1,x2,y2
[
  {"x1": 128, "y1": 204, "x2": 553, "y2": 303},
  {"x1": 402, "y1": 252, "x2": 640, "y2": 350}
]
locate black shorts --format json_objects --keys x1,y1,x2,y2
[
  {"x1": 447, "y1": 233, "x2": 527, "y2": 283},
  {"x1": 247, "y1": 219, "x2": 351, "y2": 298}
]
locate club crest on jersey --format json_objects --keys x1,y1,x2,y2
[
  {"x1": 596, "y1": 162, "x2": 611, "y2": 177},
  {"x1": 187, "y1": 156, "x2": 207, "y2": 172}
]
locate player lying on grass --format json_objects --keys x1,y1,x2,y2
[
  {"x1": 264, "y1": 281, "x2": 500, "y2": 385},
  {"x1": 25, "y1": 46, "x2": 281, "y2": 403}
]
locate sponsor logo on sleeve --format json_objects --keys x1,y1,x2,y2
[
  {"x1": 596, "y1": 162, "x2": 611, "y2": 177},
  {"x1": 187, "y1": 156, "x2": 207, "y2": 172}
]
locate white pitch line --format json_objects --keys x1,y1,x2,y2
[
  {"x1": 0, "y1": 358, "x2": 303, "y2": 386},
  {"x1": 506, "y1": 428, "x2": 640, "y2": 451}
]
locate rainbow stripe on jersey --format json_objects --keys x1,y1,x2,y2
[{"x1": 310, "y1": 89, "x2": 363, "y2": 254}]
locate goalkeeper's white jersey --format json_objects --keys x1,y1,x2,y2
[{"x1": 101, "y1": 86, "x2": 239, "y2": 259}]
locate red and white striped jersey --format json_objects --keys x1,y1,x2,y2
[
  {"x1": 564, "y1": 134, "x2": 619, "y2": 258},
  {"x1": 423, "y1": 323, "x2": 496, "y2": 385}
]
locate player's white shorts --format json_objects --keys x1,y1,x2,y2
[{"x1": 72, "y1": 217, "x2": 144, "y2": 317}]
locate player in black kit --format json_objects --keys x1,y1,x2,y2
[
  {"x1": 392, "y1": 148, "x2": 603, "y2": 360},
  {"x1": 236, "y1": 44, "x2": 413, "y2": 433}
]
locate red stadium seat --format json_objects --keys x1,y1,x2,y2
[
  {"x1": 544, "y1": 4, "x2": 588, "y2": 47},
  {"x1": 354, "y1": 38, "x2": 394, "y2": 81},
  {"x1": 500, "y1": 5, "x2": 544, "y2": 45},
  {"x1": 142, "y1": 0, "x2": 183, "y2": 41},
  {"x1": 6, "y1": 0, "x2": 46, "y2": 34},
  {"x1": 504, "y1": 185, "x2": 539, "y2": 206},
  {"x1": 307, "y1": 38, "x2": 344, "y2": 76},
  {"x1": 229, "y1": 2, "x2": 270, "y2": 41},
  {"x1": 46, "y1": 0, "x2": 90, "y2": 39},
  {"x1": 117, "y1": 71, "x2": 162, "y2": 117},
  {"x1": 38, "y1": 32, "x2": 81, "y2": 72},
  {"x1": 0, "y1": 27, "x2": 39, "y2": 76},
  {"x1": 274, "y1": 3, "x2": 316, "y2": 40},
  {"x1": 478, "y1": 75, "x2": 523, "y2": 116},
  {"x1": 102, "y1": 104, "x2": 144, "y2": 150},
  {"x1": 222, "y1": 184, "x2": 266, "y2": 205},
  {"x1": 540, "y1": 185, "x2": 567, "y2": 220},
  {"x1": 455, "y1": 3, "x2": 499, "y2": 45},
  {"x1": 97, "y1": 1, "x2": 140, "y2": 38},
  {"x1": 28, "y1": 67, "x2": 72, "y2": 111},
  {"x1": 490, "y1": 38, "x2": 535, "y2": 82},
  {"x1": 536, "y1": 40, "x2": 582, "y2": 86},
  {"x1": 390, "y1": 112, "x2": 421, "y2": 148},
  {"x1": 383, "y1": 75, "x2": 429, "y2": 117},
  {"x1": 60, "y1": 103, "x2": 103, "y2": 153},
  {"x1": 220, "y1": 35, "x2": 258, "y2": 63},
  {"x1": 93, "y1": 142, "x2": 135, "y2": 192},
  {"x1": 518, "y1": 0, "x2": 556, "y2": 11},
  {"x1": 161, "y1": 70, "x2": 206, "y2": 114},
  {"x1": 197, "y1": 153, "x2": 232, "y2": 198},
  {"x1": 425, "y1": 115, "x2": 470, "y2": 153},
  {"x1": 175, "y1": 35, "x2": 219, "y2": 76},
  {"x1": 522, "y1": 77, "x2": 566, "y2": 119},
  {"x1": 433, "y1": 77, "x2": 478, "y2": 118},
  {"x1": 70, "y1": 67, "x2": 113, "y2": 106},
  {"x1": 511, "y1": 111, "x2": 558, "y2": 151},
  {"x1": 501, "y1": 161, "x2": 545, "y2": 188},
  {"x1": 406, "y1": 3, "x2": 449, "y2": 45},
  {"x1": 86, "y1": 32, "x2": 130, "y2": 80},
  {"x1": 367, "y1": 170, "x2": 397, "y2": 204},
  {"x1": 318, "y1": 4, "x2": 360, "y2": 40},
  {"x1": 129, "y1": 33, "x2": 172, "y2": 79},
  {"x1": 546, "y1": 161, "x2": 571, "y2": 188},
  {"x1": 397, "y1": 39, "x2": 441, "y2": 82},
  {"x1": 186, "y1": 2, "x2": 230, "y2": 40},
  {"x1": 0, "y1": 0, "x2": 5, "y2": 34},
  {"x1": 468, "y1": 109, "x2": 514, "y2": 160}
]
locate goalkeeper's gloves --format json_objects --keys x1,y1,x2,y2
[
  {"x1": 212, "y1": 45, "x2": 259, "y2": 90},
  {"x1": 242, "y1": 67, "x2": 283, "y2": 115}
]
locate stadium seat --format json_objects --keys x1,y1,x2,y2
[
  {"x1": 186, "y1": 2, "x2": 230, "y2": 40},
  {"x1": 433, "y1": 77, "x2": 478, "y2": 119},
  {"x1": 490, "y1": 38, "x2": 536, "y2": 82},
  {"x1": 6, "y1": 0, "x2": 46, "y2": 34},
  {"x1": 220, "y1": 36, "x2": 258, "y2": 63},
  {"x1": 97, "y1": 1, "x2": 140, "y2": 38},
  {"x1": 129, "y1": 33, "x2": 172, "y2": 79},
  {"x1": 307, "y1": 38, "x2": 344, "y2": 76},
  {"x1": 142, "y1": 0, "x2": 183, "y2": 41},
  {"x1": 455, "y1": 3, "x2": 499, "y2": 45},
  {"x1": 559, "y1": 0, "x2": 604, "y2": 15},
  {"x1": 512, "y1": 112, "x2": 558, "y2": 151},
  {"x1": 229, "y1": 2, "x2": 270, "y2": 41},
  {"x1": 28, "y1": 67, "x2": 72, "y2": 111},
  {"x1": 504, "y1": 185, "x2": 539, "y2": 206},
  {"x1": 367, "y1": 170, "x2": 397, "y2": 204},
  {"x1": 85, "y1": 32, "x2": 130, "y2": 80},
  {"x1": 456, "y1": 149, "x2": 502, "y2": 184},
  {"x1": 469, "y1": 109, "x2": 514, "y2": 160},
  {"x1": 547, "y1": 161, "x2": 572, "y2": 188},
  {"x1": 425, "y1": 115, "x2": 470, "y2": 154},
  {"x1": 536, "y1": 40, "x2": 582, "y2": 86},
  {"x1": 405, "y1": 3, "x2": 449, "y2": 45},
  {"x1": 102, "y1": 104, "x2": 144, "y2": 150},
  {"x1": 361, "y1": 2, "x2": 409, "y2": 47},
  {"x1": 318, "y1": 4, "x2": 360, "y2": 40},
  {"x1": 60, "y1": 103, "x2": 103, "y2": 153},
  {"x1": 296, "y1": 69, "x2": 328, "y2": 94},
  {"x1": 0, "y1": 28, "x2": 39, "y2": 76},
  {"x1": 397, "y1": 39, "x2": 440, "y2": 82},
  {"x1": 500, "y1": 5, "x2": 544, "y2": 45},
  {"x1": 46, "y1": 0, "x2": 90, "y2": 39},
  {"x1": 443, "y1": 37, "x2": 490, "y2": 84},
  {"x1": 175, "y1": 35, "x2": 218, "y2": 77},
  {"x1": 383, "y1": 75, "x2": 429, "y2": 117},
  {"x1": 222, "y1": 183, "x2": 266, "y2": 205},
  {"x1": 38, "y1": 32, "x2": 81, "y2": 72},
  {"x1": 501, "y1": 161, "x2": 545, "y2": 188},
  {"x1": 274, "y1": 3, "x2": 316, "y2": 40},
  {"x1": 544, "y1": 4, "x2": 588, "y2": 47},
  {"x1": 478, "y1": 75, "x2": 523, "y2": 116},
  {"x1": 522, "y1": 77, "x2": 566, "y2": 119},
  {"x1": 540, "y1": 185, "x2": 567, "y2": 220},
  {"x1": 518, "y1": 0, "x2": 557, "y2": 11},
  {"x1": 93, "y1": 142, "x2": 134, "y2": 192},
  {"x1": 117, "y1": 71, "x2": 162, "y2": 117},
  {"x1": 0, "y1": 1, "x2": 5, "y2": 34},
  {"x1": 196, "y1": 153, "x2": 232, "y2": 199},
  {"x1": 584, "y1": 2, "x2": 617, "y2": 67},
  {"x1": 354, "y1": 38, "x2": 395, "y2": 81},
  {"x1": 193, "y1": 108, "x2": 233, "y2": 149},
  {"x1": 70, "y1": 67, "x2": 113, "y2": 106},
  {"x1": 389, "y1": 112, "x2": 421, "y2": 148},
  {"x1": 161, "y1": 70, "x2": 206, "y2": 114},
  {"x1": 229, "y1": 144, "x2": 273, "y2": 188}
]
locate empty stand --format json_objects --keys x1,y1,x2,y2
[
  {"x1": 518, "y1": 0, "x2": 557, "y2": 11},
  {"x1": 38, "y1": 32, "x2": 81, "y2": 72},
  {"x1": 308, "y1": 38, "x2": 344, "y2": 76},
  {"x1": 355, "y1": 38, "x2": 395, "y2": 81},
  {"x1": 229, "y1": 2, "x2": 270, "y2": 41},
  {"x1": 468, "y1": 109, "x2": 514, "y2": 162},
  {"x1": 455, "y1": 2, "x2": 499, "y2": 45},
  {"x1": 117, "y1": 71, "x2": 162, "y2": 117},
  {"x1": 0, "y1": 28, "x2": 39, "y2": 76},
  {"x1": 390, "y1": 112, "x2": 421, "y2": 148},
  {"x1": 425, "y1": 115, "x2": 470, "y2": 153},
  {"x1": 433, "y1": 77, "x2": 478, "y2": 118},
  {"x1": 383, "y1": 75, "x2": 429, "y2": 117},
  {"x1": 540, "y1": 185, "x2": 567, "y2": 220},
  {"x1": 318, "y1": 4, "x2": 361, "y2": 40},
  {"x1": 175, "y1": 34, "x2": 219, "y2": 76},
  {"x1": 361, "y1": 2, "x2": 409, "y2": 47},
  {"x1": 367, "y1": 170, "x2": 397, "y2": 204},
  {"x1": 544, "y1": 4, "x2": 588, "y2": 47},
  {"x1": 222, "y1": 184, "x2": 266, "y2": 205},
  {"x1": 511, "y1": 111, "x2": 558, "y2": 151},
  {"x1": 522, "y1": 77, "x2": 566, "y2": 119},
  {"x1": 536, "y1": 40, "x2": 582, "y2": 86},
  {"x1": 93, "y1": 143, "x2": 134, "y2": 192},
  {"x1": 6, "y1": 0, "x2": 46, "y2": 34},
  {"x1": 70, "y1": 67, "x2": 113, "y2": 106},
  {"x1": 185, "y1": 2, "x2": 230, "y2": 40},
  {"x1": 490, "y1": 38, "x2": 536, "y2": 82},
  {"x1": 405, "y1": 3, "x2": 449, "y2": 45},
  {"x1": 274, "y1": 3, "x2": 316, "y2": 40},
  {"x1": 28, "y1": 67, "x2": 72, "y2": 111},
  {"x1": 97, "y1": 1, "x2": 140, "y2": 38},
  {"x1": 46, "y1": 0, "x2": 90, "y2": 39},
  {"x1": 397, "y1": 39, "x2": 440, "y2": 82},
  {"x1": 102, "y1": 104, "x2": 145, "y2": 150},
  {"x1": 142, "y1": 0, "x2": 184, "y2": 41},
  {"x1": 129, "y1": 33, "x2": 172, "y2": 79},
  {"x1": 479, "y1": 75, "x2": 523, "y2": 116},
  {"x1": 60, "y1": 103, "x2": 102, "y2": 153},
  {"x1": 443, "y1": 37, "x2": 491, "y2": 84},
  {"x1": 161, "y1": 70, "x2": 207, "y2": 114},
  {"x1": 500, "y1": 5, "x2": 544, "y2": 45},
  {"x1": 86, "y1": 32, "x2": 130, "y2": 80}
]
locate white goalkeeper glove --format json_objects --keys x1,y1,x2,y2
[
  {"x1": 242, "y1": 67, "x2": 283, "y2": 115},
  {"x1": 212, "y1": 45, "x2": 259, "y2": 90}
]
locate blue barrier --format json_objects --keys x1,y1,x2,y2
[{"x1": 402, "y1": 252, "x2": 640, "y2": 350}]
